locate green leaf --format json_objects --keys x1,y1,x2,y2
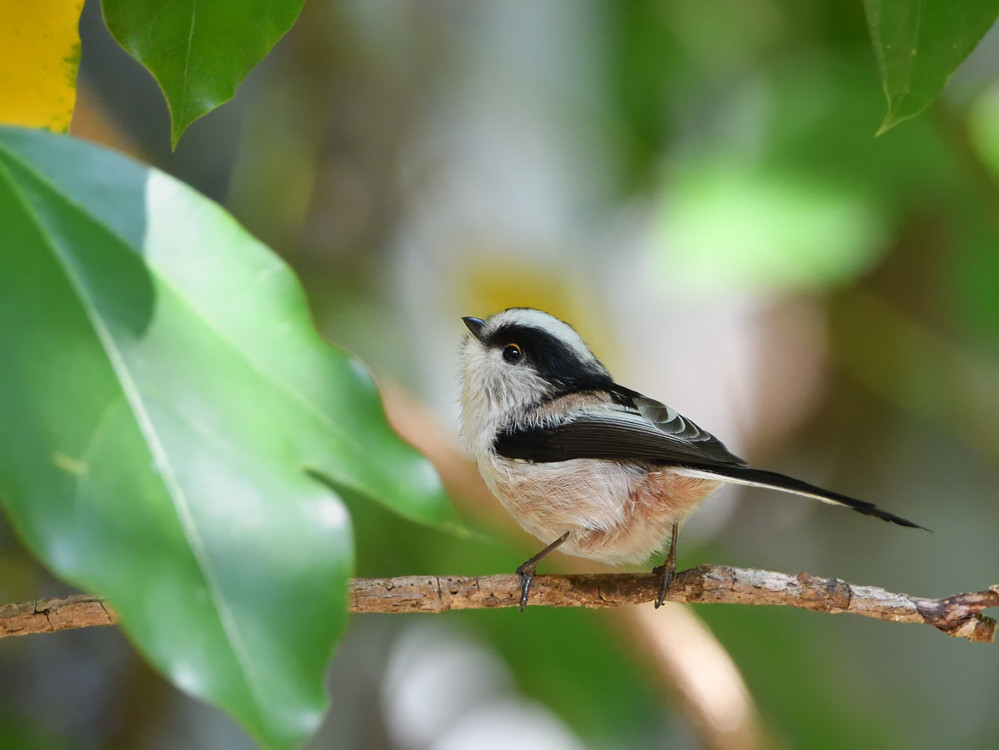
[
  {"x1": 0, "y1": 127, "x2": 456, "y2": 748},
  {"x1": 864, "y1": 0, "x2": 999, "y2": 134},
  {"x1": 101, "y1": 0, "x2": 305, "y2": 147}
]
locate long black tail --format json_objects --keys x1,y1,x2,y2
[{"x1": 676, "y1": 463, "x2": 928, "y2": 530}]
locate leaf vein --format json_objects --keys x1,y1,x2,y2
[{"x1": 0, "y1": 143, "x2": 267, "y2": 716}]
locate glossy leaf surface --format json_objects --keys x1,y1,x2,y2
[{"x1": 0, "y1": 127, "x2": 455, "y2": 748}]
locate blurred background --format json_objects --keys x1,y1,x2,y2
[{"x1": 2, "y1": 0, "x2": 998, "y2": 747}]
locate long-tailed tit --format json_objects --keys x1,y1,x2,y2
[{"x1": 458, "y1": 308, "x2": 923, "y2": 611}]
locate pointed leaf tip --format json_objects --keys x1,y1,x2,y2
[
  {"x1": 103, "y1": 0, "x2": 307, "y2": 146},
  {"x1": 864, "y1": 0, "x2": 999, "y2": 134}
]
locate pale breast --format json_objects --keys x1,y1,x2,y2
[{"x1": 480, "y1": 454, "x2": 721, "y2": 565}]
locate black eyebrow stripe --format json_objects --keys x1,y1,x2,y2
[
  {"x1": 484, "y1": 323, "x2": 612, "y2": 392},
  {"x1": 483, "y1": 323, "x2": 563, "y2": 348}
]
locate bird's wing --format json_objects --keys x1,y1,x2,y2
[
  {"x1": 494, "y1": 386, "x2": 745, "y2": 467},
  {"x1": 494, "y1": 386, "x2": 925, "y2": 530}
]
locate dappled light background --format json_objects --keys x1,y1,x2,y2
[{"x1": 2, "y1": 1, "x2": 997, "y2": 748}]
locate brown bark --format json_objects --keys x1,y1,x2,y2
[{"x1": 4, "y1": 565, "x2": 995, "y2": 642}]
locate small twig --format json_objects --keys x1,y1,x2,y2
[
  {"x1": 0, "y1": 594, "x2": 118, "y2": 637},
  {"x1": 3, "y1": 566, "x2": 996, "y2": 643}
]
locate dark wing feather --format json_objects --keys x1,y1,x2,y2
[
  {"x1": 494, "y1": 386, "x2": 926, "y2": 530},
  {"x1": 495, "y1": 388, "x2": 745, "y2": 467}
]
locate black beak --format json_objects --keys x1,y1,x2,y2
[{"x1": 462, "y1": 316, "x2": 486, "y2": 341}]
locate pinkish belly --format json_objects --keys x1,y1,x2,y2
[{"x1": 486, "y1": 458, "x2": 721, "y2": 565}]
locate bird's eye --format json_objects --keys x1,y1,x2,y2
[{"x1": 502, "y1": 344, "x2": 523, "y2": 364}]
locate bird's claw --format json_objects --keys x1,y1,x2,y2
[
  {"x1": 514, "y1": 531, "x2": 571, "y2": 613},
  {"x1": 653, "y1": 521, "x2": 680, "y2": 608},
  {"x1": 515, "y1": 564, "x2": 535, "y2": 613},
  {"x1": 652, "y1": 560, "x2": 675, "y2": 608}
]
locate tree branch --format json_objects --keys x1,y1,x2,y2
[{"x1": 3, "y1": 565, "x2": 996, "y2": 642}]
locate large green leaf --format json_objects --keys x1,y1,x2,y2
[
  {"x1": 0, "y1": 127, "x2": 456, "y2": 748},
  {"x1": 864, "y1": 0, "x2": 999, "y2": 134},
  {"x1": 101, "y1": 0, "x2": 305, "y2": 147}
]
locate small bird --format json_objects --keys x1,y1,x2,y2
[{"x1": 458, "y1": 308, "x2": 923, "y2": 611}]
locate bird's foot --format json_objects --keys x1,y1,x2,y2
[
  {"x1": 652, "y1": 521, "x2": 680, "y2": 608},
  {"x1": 514, "y1": 562, "x2": 536, "y2": 613},
  {"x1": 514, "y1": 531, "x2": 571, "y2": 613},
  {"x1": 652, "y1": 559, "x2": 676, "y2": 608}
]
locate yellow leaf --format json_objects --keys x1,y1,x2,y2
[{"x1": 0, "y1": 1, "x2": 84, "y2": 132}]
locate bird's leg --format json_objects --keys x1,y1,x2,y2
[
  {"x1": 515, "y1": 531, "x2": 571, "y2": 613},
  {"x1": 652, "y1": 521, "x2": 680, "y2": 608}
]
